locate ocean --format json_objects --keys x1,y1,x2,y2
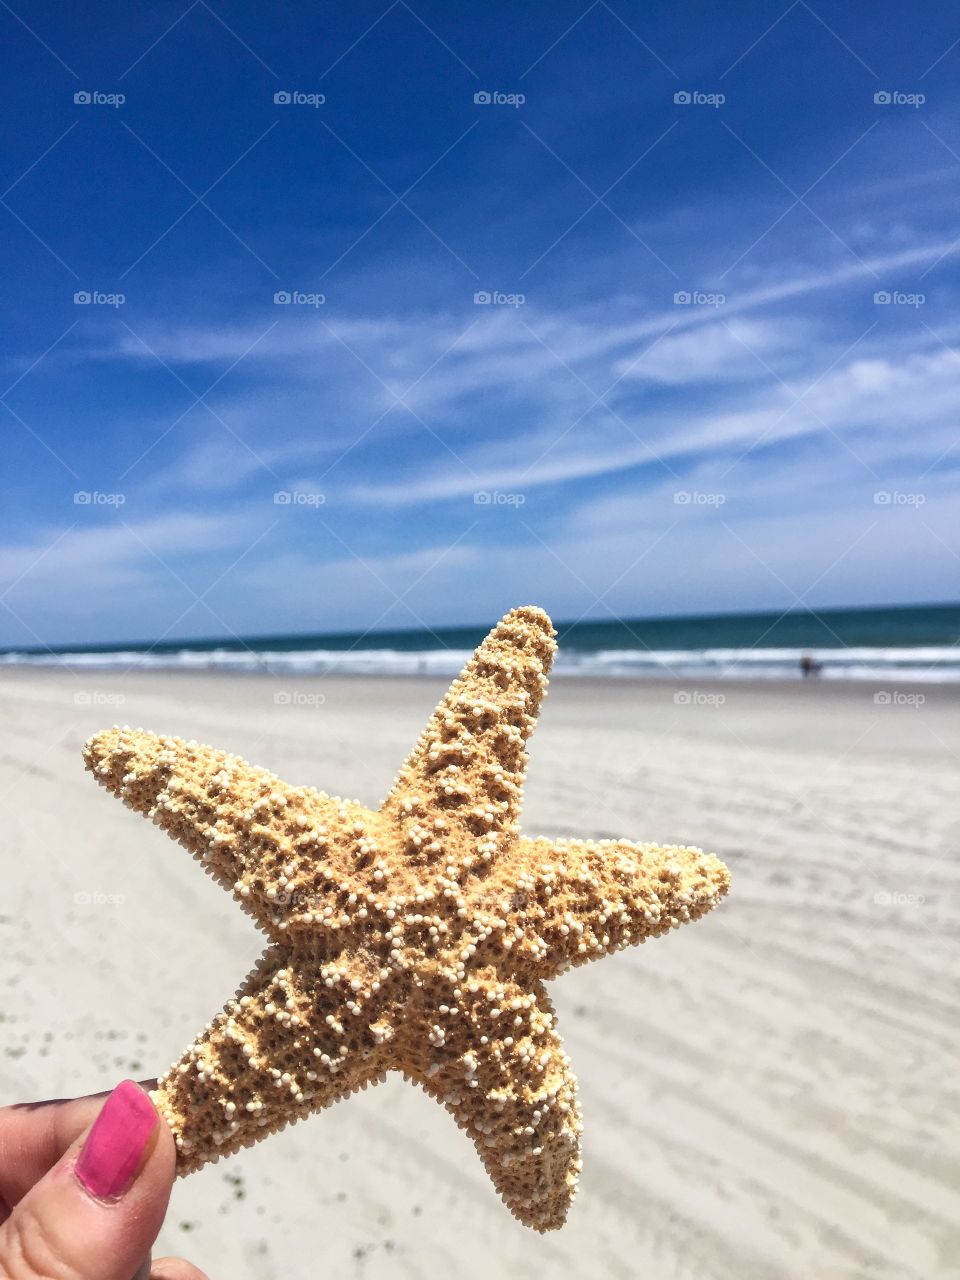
[{"x1": 2, "y1": 603, "x2": 958, "y2": 682}]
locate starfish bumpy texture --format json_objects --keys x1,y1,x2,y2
[{"x1": 83, "y1": 606, "x2": 730, "y2": 1230}]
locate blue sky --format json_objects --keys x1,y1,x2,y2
[{"x1": 0, "y1": 0, "x2": 958, "y2": 646}]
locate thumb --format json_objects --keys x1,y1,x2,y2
[{"x1": 0, "y1": 1081, "x2": 176, "y2": 1280}]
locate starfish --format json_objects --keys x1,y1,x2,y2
[{"x1": 83, "y1": 606, "x2": 729, "y2": 1231}]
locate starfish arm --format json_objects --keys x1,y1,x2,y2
[
  {"x1": 402, "y1": 976, "x2": 582, "y2": 1231},
  {"x1": 152, "y1": 943, "x2": 390, "y2": 1173},
  {"x1": 380, "y1": 606, "x2": 556, "y2": 872},
  {"x1": 83, "y1": 726, "x2": 372, "y2": 941},
  {"x1": 490, "y1": 837, "x2": 731, "y2": 980}
]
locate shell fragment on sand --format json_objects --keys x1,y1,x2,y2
[{"x1": 83, "y1": 605, "x2": 730, "y2": 1231}]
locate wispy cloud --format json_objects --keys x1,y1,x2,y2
[{"x1": 3, "y1": 10, "x2": 959, "y2": 645}]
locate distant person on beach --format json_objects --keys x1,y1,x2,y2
[
  {"x1": 0, "y1": 1081, "x2": 206, "y2": 1280},
  {"x1": 800, "y1": 654, "x2": 821, "y2": 678}
]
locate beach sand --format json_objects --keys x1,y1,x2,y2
[{"x1": 1, "y1": 669, "x2": 957, "y2": 1279}]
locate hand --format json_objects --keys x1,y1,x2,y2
[{"x1": 0, "y1": 1080, "x2": 207, "y2": 1280}]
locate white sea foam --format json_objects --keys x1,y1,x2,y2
[{"x1": 1, "y1": 644, "x2": 957, "y2": 681}]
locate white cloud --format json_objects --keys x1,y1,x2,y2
[
  {"x1": 0, "y1": 512, "x2": 261, "y2": 644},
  {"x1": 341, "y1": 338, "x2": 960, "y2": 507},
  {"x1": 612, "y1": 318, "x2": 797, "y2": 384},
  {"x1": 90, "y1": 233, "x2": 960, "y2": 373},
  {"x1": 7, "y1": 217, "x2": 958, "y2": 642}
]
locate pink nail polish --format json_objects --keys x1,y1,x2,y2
[{"x1": 75, "y1": 1081, "x2": 158, "y2": 1201}]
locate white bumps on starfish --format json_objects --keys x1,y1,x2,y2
[{"x1": 83, "y1": 605, "x2": 730, "y2": 1231}]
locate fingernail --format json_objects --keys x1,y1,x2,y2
[{"x1": 75, "y1": 1081, "x2": 158, "y2": 1201}]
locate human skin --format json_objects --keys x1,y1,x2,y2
[{"x1": 0, "y1": 1082, "x2": 207, "y2": 1280}]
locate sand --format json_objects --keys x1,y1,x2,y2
[{"x1": 0, "y1": 668, "x2": 957, "y2": 1279}]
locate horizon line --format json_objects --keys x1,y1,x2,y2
[{"x1": 3, "y1": 598, "x2": 957, "y2": 656}]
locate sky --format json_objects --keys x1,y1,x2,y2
[{"x1": 0, "y1": 0, "x2": 958, "y2": 647}]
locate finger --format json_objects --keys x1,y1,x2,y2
[
  {"x1": 0, "y1": 1093, "x2": 106, "y2": 1214},
  {"x1": 151, "y1": 1258, "x2": 210, "y2": 1280},
  {"x1": 0, "y1": 1081, "x2": 157, "y2": 1209},
  {"x1": 0, "y1": 1081, "x2": 175, "y2": 1280}
]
